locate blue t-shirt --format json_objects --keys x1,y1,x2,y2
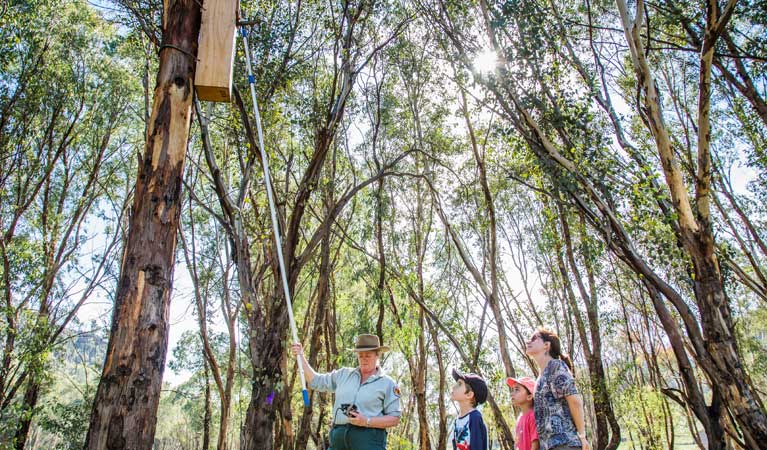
[
  {"x1": 534, "y1": 359, "x2": 581, "y2": 450},
  {"x1": 452, "y1": 409, "x2": 487, "y2": 450}
]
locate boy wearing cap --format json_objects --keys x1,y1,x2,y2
[
  {"x1": 507, "y1": 377, "x2": 539, "y2": 450},
  {"x1": 450, "y1": 369, "x2": 488, "y2": 450}
]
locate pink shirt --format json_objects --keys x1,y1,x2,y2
[{"x1": 515, "y1": 410, "x2": 539, "y2": 450}]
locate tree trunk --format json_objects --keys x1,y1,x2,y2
[
  {"x1": 415, "y1": 311, "x2": 432, "y2": 450},
  {"x1": 84, "y1": 1, "x2": 201, "y2": 447},
  {"x1": 241, "y1": 308, "x2": 287, "y2": 450},
  {"x1": 458, "y1": 82, "x2": 516, "y2": 380},
  {"x1": 203, "y1": 356, "x2": 211, "y2": 450},
  {"x1": 294, "y1": 209, "x2": 334, "y2": 450},
  {"x1": 399, "y1": 271, "x2": 516, "y2": 449},
  {"x1": 12, "y1": 377, "x2": 40, "y2": 450},
  {"x1": 694, "y1": 256, "x2": 766, "y2": 448},
  {"x1": 241, "y1": 5, "x2": 364, "y2": 441},
  {"x1": 375, "y1": 175, "x2": 387, "y2": 347},
  {"x1": 425, "y1": 315, "x2": 447, "y2": 450},
  {"x1": 412, "y1": 150, "x2": 432, "y2": 450},
  {"x1": 556, "y1": 206, "x2": 621, "y2": 450}
]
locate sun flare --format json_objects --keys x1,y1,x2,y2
[{"x1": 473, "y1": 49, "x2": 498, "y2": 74}]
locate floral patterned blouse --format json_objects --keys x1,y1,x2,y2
[{"x1": 534, "y1": 359, "x2": 581, "y2": 450}]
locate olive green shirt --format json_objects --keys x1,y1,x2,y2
[{"x1": 310, "y1": 366, "x2": 402, "y2": 425}]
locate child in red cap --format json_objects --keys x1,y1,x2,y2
[{"x1": 507, "y1": 377, "x2": 539, "y2": 450}]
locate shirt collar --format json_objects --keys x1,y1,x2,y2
[{"x1": 355, "y1": 366, "x2": 384, "y2": 382}]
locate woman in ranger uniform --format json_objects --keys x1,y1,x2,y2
[{"x1": 291, "y1": 334, "x2": 402, "y2": 450}]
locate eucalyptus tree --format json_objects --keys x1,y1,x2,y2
[
  {"x1": 423, "y1": 0, "x2": 767, "y2": 447},
  {"x1": 183, "y1": 0, "x2": 413, "y2": 446},
  {"x1": 84, "y1": 0, "x2": 202, "y2": 446},
  {"x1": 616, "y1": 1, "x2": 766, "y2": 445},
  {"x1": 388, "y1": 40, "x2": 435, "y2": 450},
  {"x1": 547, "y1": 198, "x2": 621, "y2": 450},
  {"x1": 366, "y1": 48, "x2": 522, "y2": 446},
  {"x1": 0, "y1": 1, "x2": 138, "y2": 447},
  {"x1": 178, "y1": 158, "x2": 245, "y2": 450},
  {"x1": 642, "y1": 2, "x2": 767, "y2": 304}
]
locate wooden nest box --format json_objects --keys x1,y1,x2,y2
[{"x1": 195, "y1": 0, "x2": 237, "y2": 102}]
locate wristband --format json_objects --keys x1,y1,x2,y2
[{"x1": 366, "y1": 417, "x2": 372, "y2": 427}]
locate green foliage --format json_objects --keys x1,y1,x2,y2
[
  {"x1": 614, "y1": 385, "x2": 670, "y2": 449},
  {"x1": 0, "y1": 0, "x2": 142, "y2": 443},
  {"x1": 736, "y1": 307, "x2": 767, "y2": 388},
  {"x1": 3, "y1": 0, "x2": 767, "y2": 448},
  {"x1": 37, "y1": 387, "x2": 95, "y2": 450}
]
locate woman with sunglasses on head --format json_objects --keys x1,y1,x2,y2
[{"x1": 526, "y1": 328, "x2": 591, "y2": 450}]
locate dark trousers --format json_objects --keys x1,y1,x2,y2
[{"x1": 329, "y1": 425, "x2": 387, "y2": 450}]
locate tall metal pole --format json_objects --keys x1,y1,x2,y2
[{"x1": 240, "y1": 23, "x2": 310, "y2": 407}]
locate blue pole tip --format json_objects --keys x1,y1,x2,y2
[{"x1": 302, "y1": 389, "x2": 310, "y2": 407}]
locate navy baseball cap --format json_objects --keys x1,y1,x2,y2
[{"x1": 452, "y1": 368, "x2": 488, "y2": 404}]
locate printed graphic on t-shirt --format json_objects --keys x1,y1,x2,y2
[
  {"x1": 453, "y1": 413, "x2": 471, "y2": 450},
  {"x1": 452, "y1": 410, "x2": 487, "y2": 450}
]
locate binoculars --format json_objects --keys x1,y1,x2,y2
[{"x1": 340, "y1": 403, "x2": 359, "y2": 417}]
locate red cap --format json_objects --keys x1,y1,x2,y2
[{"x1": 506, "y1": 376, "x2": 536, "y2": 395}]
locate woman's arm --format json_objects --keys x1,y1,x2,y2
[
  {"x1": 348, "y1": 412, "x2": 400, "y2": 429},
  {"x1": 565, "y1": 394, "x2": 591, "y2": 450},
  {"x1": 290, "y1": 343, "x2": 318, "y2": 384}
]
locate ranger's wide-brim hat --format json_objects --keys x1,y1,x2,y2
[{"x1": 348, "y1": 334, "x2": 390, "y2": 353}]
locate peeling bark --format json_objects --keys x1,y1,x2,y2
[{"x1": 84, "y1": 1, "x2": 201, "y2": 448}]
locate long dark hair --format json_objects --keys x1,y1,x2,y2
[{"x1": 537, "y1": 327, "x2": 574, "y2": 373}]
